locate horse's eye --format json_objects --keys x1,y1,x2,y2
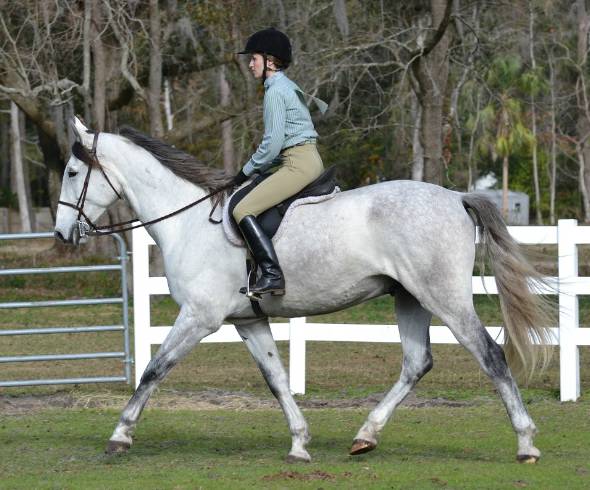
[{"x1": 68, "y1": 170, "x2": 78, "y2": 178}]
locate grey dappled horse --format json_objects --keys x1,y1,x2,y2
[{"x1": 54, "y1": 117, "x2": 552, "y2": 463}]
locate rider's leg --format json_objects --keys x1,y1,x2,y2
[
  {"x1": 233, "y1": 143, "x2": 323, "y2": 295},
  {"x1": 238, "y1": 215, "x2": 285, "y2": 295},
  {"x1": 233, "y1": 143, "x2": 324, "y2": 222}
]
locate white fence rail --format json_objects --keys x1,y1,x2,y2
[{"x1": 132, "y1": 220, "x2": 590, "y2": 402}]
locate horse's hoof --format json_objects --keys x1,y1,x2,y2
[
  {"x1": 285, "y1": 453, "x2": 311, "y2": 464},
  {"x1": 105, "y1": 440, "x2": 130, "y2": 455},
  {"x1": 517, "y1": 454, "x2": 539, "y2": 464},
  {"x1": 350, "y1": 439, "x2": 376, "y2": 455}
]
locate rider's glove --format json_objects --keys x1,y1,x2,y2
[{"x1": 233, "y1": 169, "x2": 249, "y2": 187}]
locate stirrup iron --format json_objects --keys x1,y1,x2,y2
[{"x1": 239, "y1": 259, "x2": 262, "y2": 300}]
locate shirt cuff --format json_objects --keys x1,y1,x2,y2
[{"x1": 242, "y1": 160, "x2": 256, "y2": 176}]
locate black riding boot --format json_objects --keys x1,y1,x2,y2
[{"x1": 238, "y1": 215, "x2": 285, "y2": 296}]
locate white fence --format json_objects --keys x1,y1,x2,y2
[{"x1": 132, "y1": 220, "x2": 590, "y2": 402}]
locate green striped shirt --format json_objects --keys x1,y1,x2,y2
[{"x1": 242, "y1": 71, "x2": 325, "y2": 176}]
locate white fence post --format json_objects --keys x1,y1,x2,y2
[
  {"x1": 289, "y1": 317, "x2": 306, "y2": 394},
  {"x1": 558, "y1": 219, "x2": 580, "y2": 401},
  {"x1": 132, "y1": 228, "x2": 152, "y2": 388}
]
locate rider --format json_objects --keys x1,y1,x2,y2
[{"x1": 233, "y1": 27, "x2": 327, "y2": 297}]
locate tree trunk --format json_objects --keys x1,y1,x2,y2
[
  {"x1": 232, "y1": 19, "x2": 255, "y2": 169},
  {"x1": 530, "y1": 97, "x2": 543, "y2": 223},
  {"x1": 82, "y1": 0, "x2": 92, "y2": 124},
  {"x1": 333, "y1": 0, "x2": 349, "y2": 40},
  {"x1": 413, "y1": 0, "x2": 453, "y2": 185},
  {"x1": 502, "y1": 155, "x2": 509, "y2": 220},
  {"x1": 529, "y1": 1, "x2": 543, "y2": 224},
  {"x1": 91, "y1": 1, "x2": 106, "y2": 131},
  {"x1": 149, "y1": 0, "x2": 164, "y2": 138},
  {"x1": 411, "y1": 93, "x2": 424, "y2": 181},
  {"x1": 577, "y1": 144, "x2": 590, "y2": 222},
  {"x1": 164, "y1": 78, "x2": 174, "y2": 131},
  {"x1": 10, "y1": 102, "x2": 34, "y2": 232},
  {"x1": 219, "y1": 64, "x2": 235, "y2": 174},
  {"x1": 467, "y1": 90, "x2": 481, "y2": 191},
  {"x1": 576, "y1": 0, "x2": 590, "y2": 222},
  {"x1": 0, "y1": 111, "x2": 9, "y2": 191},
  {"x1": 37, "y1": 128, "x2": 65, "y2": 220},
  {"x1": 548, "y1": 53, "x2": 557, "y2": 225}
]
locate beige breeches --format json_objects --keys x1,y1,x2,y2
[{"x1": 232, "y1": 143, "x2": 324, "y2": 223}]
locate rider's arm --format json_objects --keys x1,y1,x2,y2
[{"x1": 242, "y1": 89, "x2": 286, "y2": 176}]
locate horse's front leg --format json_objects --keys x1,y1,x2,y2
[
  {"x1": 235, "y1": 319, "x2": 311, "y2": 463},
  {"x1": 107, "y1": 304, "x2": 221, "y2": 454}
]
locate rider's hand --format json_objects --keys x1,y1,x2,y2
[{"x1": 233, "y1": 169, "x2": 249, "y2": 187}]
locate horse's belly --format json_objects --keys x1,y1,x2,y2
[{"x1": 260, "y1": 274, "x2": 394, "y2": 318}]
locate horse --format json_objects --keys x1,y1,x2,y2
[{"x1": 54, "y1": 117, "x2": 552, "y2": 464}]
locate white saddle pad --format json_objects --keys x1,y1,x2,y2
[{"x1": 220, "y1": 187, "x2": 340, "y2": 247}]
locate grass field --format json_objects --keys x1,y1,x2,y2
[
  {"x1": 1, "y1": 244, "x2": 590, "y2": 488},
  {"x1": 2, "y1": 402, "x2": 590, "y2": 489}
]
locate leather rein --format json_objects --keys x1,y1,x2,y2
[{"x1": 58, "y1": 131, "x2": 231, "y2": 239}]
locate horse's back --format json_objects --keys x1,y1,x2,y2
[{"x1": 277, "y1": 180, "x2": 473, "y2": 249}]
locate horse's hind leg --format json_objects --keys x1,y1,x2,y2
[
  {"x1": 235, "y1": 319, "x2": 311, "y2": 463},
  {"x1": 351, "y1": 288, "x2": 432, "y2": 455},
  {"x1": 444, "y1": 310, "x2": 540, "y2": 463},
  {"x1": 106, "y1": 305, "x2": 221, "y2": 454}
]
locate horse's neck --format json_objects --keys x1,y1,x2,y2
[{"x1": 118, "y1": 145, "x2": 211, "y2": 251}]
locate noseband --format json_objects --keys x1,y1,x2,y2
[{"x1": 58, "y1": 131, "x2": 231, "y2": 240}]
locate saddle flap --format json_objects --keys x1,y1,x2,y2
[{"x1": 227, "y1": 166, "x2": 339, "y2": 241}]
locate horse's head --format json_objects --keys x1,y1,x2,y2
[{"x1": 54, "y1": 117, "x2": 123, "y2": 245}]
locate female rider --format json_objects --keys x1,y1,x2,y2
[{"x1": 233, "y1": 28, "x2": 327, "y2": 297}]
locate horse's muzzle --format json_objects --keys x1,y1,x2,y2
[
  {"x1": 54, "y1": 229, "x2": 79, "y2": 245},
  {"x1": 54, "y1": 230, "x2": 69, "y2": 243}
]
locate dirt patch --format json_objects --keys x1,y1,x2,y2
[
  {"x1": 0, "y1": 389, "x2": 476, "y2": 416},
  {"x1": 262, "y1": 470, "x2": 336, "y2": 481},
  {"x1": 0, "y1": 393, "x2": 76, "y2": 415}
]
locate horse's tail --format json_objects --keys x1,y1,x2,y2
[{"x1": 462, "y1": 193, "x2": 553, "y2": 381}]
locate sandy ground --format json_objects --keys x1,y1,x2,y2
[{"x1": 0, "y1": 389, "x2": 475, "y2": 416}]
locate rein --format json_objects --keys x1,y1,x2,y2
[{"x1": 58, "y1": 131, "x2": 231, "y2": 238}]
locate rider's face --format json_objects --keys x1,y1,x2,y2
[{"x1": 249, "y1": 54, "x2": 265, "y2": 79}]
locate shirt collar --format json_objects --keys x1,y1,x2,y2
[{"x1": 264, "y1": 70, "x2": 285, "y2": 89}]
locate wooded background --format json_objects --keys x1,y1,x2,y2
[{"x1": 1, "y1": 0, "x2": 589, "y2": 232}]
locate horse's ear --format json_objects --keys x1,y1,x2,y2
[{"x1": 71, "y1": 115, "x2": 94, "y2": 148}]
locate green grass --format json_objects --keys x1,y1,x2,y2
[
  {"x1": 2, "y1": 245, "x2": 590, "y2": 487},
  {"x1": 1, "y1": 401, "x2": 589, "y2": 489}
]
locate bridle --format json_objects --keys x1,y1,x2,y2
[{"x1": 58, "y1": 131, "x2": 231, "y2": 240}]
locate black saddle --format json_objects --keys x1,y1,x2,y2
[{"x1": 228, "y1": 165, "x2": 338, "y2": 239}]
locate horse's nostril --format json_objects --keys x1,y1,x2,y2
[{"x1": 54, "y1": 231, "x2": 66, "y2": 243}]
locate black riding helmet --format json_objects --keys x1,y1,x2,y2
[{"x1": 238, "y1": 28, "x2": 292, "y2": 83}]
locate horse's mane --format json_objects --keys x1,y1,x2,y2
[{"x1": 118, "y1": 126, "x2": 232, "y2": 192}]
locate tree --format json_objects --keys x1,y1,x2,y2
[
  {"x1": 479, "y1": 56, "x2": 534, "y2": 218},
  {"x1": 149, "y1": 0, "x2": 164, "y2": 137},
  {"x1": 410, "y1": 0, "x2": 454, "y2": 185},
  {"x1": 574, "y1": 0, "x2": 590, "y2": 222},
  {"x1": 10, "y1": 102, "x2": 34, "y2": 232},
  {"x1": 525, "y1": 0, "x2": 544, "y2": 224}
]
